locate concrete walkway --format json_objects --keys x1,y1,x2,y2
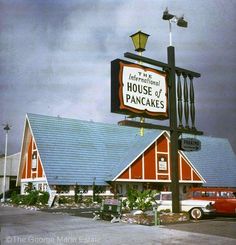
[{"x1": 0, "y1": 205, "x2": 236, "y2": 245}]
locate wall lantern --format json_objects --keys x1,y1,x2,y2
[{"x1": 130, "y1": 30, "x2": 150, "y2": 53}]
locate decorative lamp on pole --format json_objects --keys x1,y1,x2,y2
[
  {"x1": 114, "y1": 8, "x2": 201, "y2": 213},
  {"x1": 130, "y1": 31, "x2": 150, "y2": 55},
  {"x1": 130, "y1": 31, "x2": 150, "y2": 136},
  {"x1": 2, "y1": 124, "x2": 11, "y2": 203}
]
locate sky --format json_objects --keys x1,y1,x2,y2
[{"x1": 0, "y1": 0, "x2": 236, "y2": 155}]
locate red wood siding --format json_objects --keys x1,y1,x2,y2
[
  {"x1": 116, "y1": 133, "x2": 203, "y2": 183},
  {"x1": 27, "y1": 138, "x2": 32, "y2": 178},
  {"x1": 119, "y1": 168, "x2": 129, "y2": 179},
  {"x1": 157, "y1": 135, "x2": 170, "y2": 180},
  {"x1": 156, "y1": 135, "x2": 168, "y2": 152},
  {"x1": 193, "y1": 171, "x2": 201, "y2": 181},
  {"x1": 21, "y1": 135, "x2": 44, "y2": 180},
  {"x1": 38, "y1": 158, "x2": 43, "y2": 177},
  {"x1": 182, "y1": 158, "x2": 191, "y2": 180},
  {"x1": 144, "y1": 143, "x2": 156, "y2": 179},
  {"x1": 131, "y1": 156, "x2": 142, "y2": 179}
]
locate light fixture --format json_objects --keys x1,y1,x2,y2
[
  {"x1": 130, "y1": 30, "x2": 150, "y2": 53},
  {"x1": 162, "y1": 8, "x2": 175, "y2": 20},
  {"x1": 177, "y1": 16, "x2": 188, "y2": 28},
  {"x1": 4, "y1": 124, "x2": 10, "y2": 131},
  {"x1": 162, "y1": 8, "x2": 188, "y2": 46}
]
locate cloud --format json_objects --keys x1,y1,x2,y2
[{"x1": 0, "y1": 0, "x2": 236, "y2": 154}]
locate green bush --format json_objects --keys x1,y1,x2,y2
[
  {"x1": 126, "y1": 188, "x2": 138, "y2": 210},
  {"x1": 37, "y1": 191, "x2": 49, "y2": 205},
  {"x1": 83, "y1": 197, "x2": 93, "y2": 206},
  {"x1": 10, "y1": 190, "x2": 49, "y2": 206},
  {"x1": 160, "y1": 209, "x2": 171, "y2": 213},
  {"x1": 58, "y1": 196, "x2": 68, "y2": 204},
  {"x1": 24, "y1": 191, "x2": 39, "y2": 205},
  {"x1": 11, "y1": 191, "x2": 21, "y2": 205},
  {"x1": 135, "y1": 190, "x2": 154, "y2": 211},
  {"x1": 58, "y1": 196, "x2": 74, "y2": 204},
  {"x1": 125, "y1": 189, "x2": 157, "y2": 211}
]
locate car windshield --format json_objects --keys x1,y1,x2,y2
[
  {"x1": 162, "y1": 193, "x2": 172, "y2": 200},
  {"x1": 155, "y1": 193, "x2": 172, "y2": 200}
]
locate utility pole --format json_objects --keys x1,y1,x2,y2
[{"x1": 2, "y1": 124, "x2": 10, "y2": 202}]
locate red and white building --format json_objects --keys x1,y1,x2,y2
[{"x1": 17, "y1": 113, "x2": 236, "y2": 197}]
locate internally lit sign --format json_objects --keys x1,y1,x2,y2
[{"x1": 111, "y1": 59, "x2": 168, "y2": 119}]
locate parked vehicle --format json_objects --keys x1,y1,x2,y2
[
  {"x1": 154, "y1": 191, "x2": 215, "y2": 220},
  {"x1": 187, "y1": 187, "x2": 236, "y2": 216}
]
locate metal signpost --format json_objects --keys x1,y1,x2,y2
[{"x1": 111, "y1": 9, "x2": 203, "y2": 213}]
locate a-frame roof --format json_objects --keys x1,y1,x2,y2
[
  {"x1": 26, "y1": 113, "x2": 161, "y2": 185},
  {"x1": 108, "y1": 130, "x2": 165, "y2": 181},
  {"x1": 20, "y1": 113, "x2": 236, "y2": 187}
]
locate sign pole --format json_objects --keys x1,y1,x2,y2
[
  {"x1": 168, "y1": 46, "x2": 180, "y2": 212},
  {"x1": 111, "y1": 28, "x2": 203, "y2": 214}
]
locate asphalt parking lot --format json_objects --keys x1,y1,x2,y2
[
  {"x1": 41, "y1": 206, "x2": 236, "y2": 239},
  {"x1": 1, "y1": 205, "x2": 236, "y2": 245},
  {"x1": 164, "y1": 216, "x2": 236, "y2": 239}
]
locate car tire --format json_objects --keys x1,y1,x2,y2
[{"x1": 189, "y1": 208, "x2": 203, "y2": 220}]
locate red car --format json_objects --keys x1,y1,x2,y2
[{"x1": 187, "y1": 187, "x2": 236, "y2": 216}]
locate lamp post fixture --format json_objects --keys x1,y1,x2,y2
[
  {"x1": 130, "y1": 30, "x2": 150, "y2": 136},
  {"x1": 163, "y1": 8, "x2": 188, "y2": 46},
  {"x1": 163, "y1": 9, "x2": 188, "y2": 212},
  {"x1": 130, "y1": 30, "x2": 150, "y2": 55},
  {"x1": 122, "y1": 8, "x2": 202, "y2": 213},
  {"x1": 2, "y1": 124, "x2": 10, "y2": 203}
]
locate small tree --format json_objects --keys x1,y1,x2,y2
[
  {"x1": 25, "y1": 182, "x2": 33, "y2": 193},
  {"x1": 125, "y1": 189, "x2": 157, "y2": 211},
  {"x1": 74, "y1": 183, "x2": 80, "y2": 203}
]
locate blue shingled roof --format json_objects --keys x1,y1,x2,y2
[
  {"x1": 27, "y1": 113, "x2": 160, "y2": 185},
  {"x1": 27, "y1": 113, "x2": 236, "y2": 187},
  {"x1": 184, "y1": 135, "x2": 236, "y2": 187}
]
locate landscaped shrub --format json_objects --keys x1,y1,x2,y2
[
  {"x1": 0, "y1": 187, "x2": 20, "y2": 199},
  {"x1": 135, "y1": 190, "x2": 155, "y2": 211},
  {"x1": 10, "y1": 191, "x2": 21, "y2": 205},
  {"x1": 58, "y1": 196, "x2": 68, "y2": 204},
  {"x1": 24, "y1": 191, "x2": 40, "y2": 205},
  {"x1": 126, "y1": 188, "x2": 138, "y2": 210},
  {"x1": 10, "y1": 190, "x2": 49, "y2": 206},
  {"x1": 37, "y1": 191, "x2": 49, "y2": 205},
  {"x1": 83, "y1": 197, "x2": 93, "y2": 206},
  {"x1": 124, "y1": 189, "x2": 157, "y2": 211},
  {"x1": 58, "y1": 196, "x2": 74, "y2": 204}
]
